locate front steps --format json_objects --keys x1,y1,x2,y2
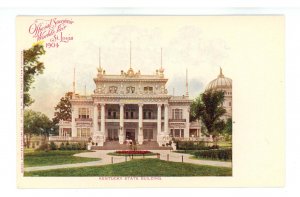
[{"x1": 91, "y1": 141, "x2": 172, "y2": 150}]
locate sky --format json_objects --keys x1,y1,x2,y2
[{"x1": 16, "y1": 16, "x2": 282, "y2": 118}]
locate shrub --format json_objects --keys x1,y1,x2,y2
[
  {"x1": 176, "y1": 141, "x2": 206, "y2": 150},
  {"x1": 175, "y1": 141, "x2": 220, "y2": 151},
  {"x1": 71, "y1": 143, "x2": 77, "y2": 150},
  {"x1": 77, "y1": 142, "x2": 86, "y2": 150},
  {"x1": 49, "y1": 141, "x2": 57, "y2": 150},
  {"x1": 194, "y1": 148, "x2": 232, "y2": 161},
  {"x1": 82, "y1": 143, "x2": 87, "y2": 150},
  {"x1": 37, "y1": 143, "x2": 49, "y2": 151},
  {"x1": 59, "y1": 143, "x2": 65, "y2": 150},
  {"x1": 65, "y1": 142, "x2": 72, "y2": 150}
]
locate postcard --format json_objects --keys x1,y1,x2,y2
[{"x1": 16, "y1": 15, "x2": 284, "y2": 188}]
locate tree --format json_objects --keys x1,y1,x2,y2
[
  {"x1": 52, "y1": 92, "x2": 72, "y2": 125},
  {"x1": 23, "y1": 42, "x2": 46, "y2": 107},
  {"x1": 223, "y1": 117, "x2": 232, "y2": 142},
  {"x1": 24, "y1": 110, "x2": 52, "y2": 148},
  {"x1": 190, "y1": 90, "x2": 226, "y2": 145},
  {"x1": 224, "y1": 117, "x2": 232, "y2": 135}
]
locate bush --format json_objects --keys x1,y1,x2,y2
[
  {"x1": 59, "y1": 143, "x2": 65, "y2": 150},
  {"x1": 175, "y1": 140, "x2": 221, "y2": 151},
  {"x1": 49, "y1": 141, "x2": 57, "y2": 150},
  {"x1": 71, "y1": 143, "x2": 77, "y2": 150},
  {"x1": 194, "y1": 148, "x2": 232, "y2": 161},
  {"x1": 65, "y1": 142, "x2": 72, "y2": 150},
  {"x1": 176, "y1": 141, "x2": 207, "y2": 150},
  {"x1": 81, "y1": 143, "x2": 87, "y2": 150},
  {"x1": 36, "y1": 143, "x2": 49, "y2": 151}
]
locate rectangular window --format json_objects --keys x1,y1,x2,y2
[
  {"x1": 143, "y1": 129, "x2": 153, "y2": 140},
  {"x1": 174, "y1": 129, "x2": 180, "y2": 137},
  {"x1": 172, "y1": 109, "x2": 183, "y2": 119},
  {"x1": 109, "y1": 86, "x2": 118, "y2": 93},
  {"x1": 131, "y1": 111, "x2": 134, "y2": 118},
  {"x1": 77, "y1": 128, "x2": 90, "y2": 137},
  {"x1": 78, "y1": 108, "x2": 90, "y2": 119},
  {"x1": 144, "y1": 86, "x2": 153, "y2": 93}
]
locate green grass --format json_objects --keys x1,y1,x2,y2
[
  {"x1": 218, "y1": 141, "x2": 232, "y2": 148},
  {"x1": 25, "y1": 158, "x2": 232, "y2": 176},
  {"x1": 24, "y1": 148, "x2": 35, "y2": 154},
  {"x1": 24, "y1": 150, "x2": 100, "y2": 167}
]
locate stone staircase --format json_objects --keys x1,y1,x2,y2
[{"x1": 91, "y1": 141, "x2": 172, "y2": 150}]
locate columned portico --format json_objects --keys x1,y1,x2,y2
[
  {"x1": 119, "y1": 103, "x2": 124, "y2": 144},
  {"x1": 138, "y1": 104, "x2": 143, "y2": 144},
  {"x1": 63, "y1": 66, "x2": 198, "y2": 148}
]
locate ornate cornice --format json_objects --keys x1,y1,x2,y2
[{"x1": 94, "y1": 78, "x2": 168, "y2": 83}]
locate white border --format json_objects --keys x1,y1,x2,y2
[{"x1": 0, "y1": 4, "x2": 299, "y2": 197}]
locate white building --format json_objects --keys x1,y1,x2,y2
[
  {"x1": 205, "y1": 68, "x2": 232, "y2": 120},
  {"x1": 56, "y1": 65, "x2": 202, "y2": 147}
]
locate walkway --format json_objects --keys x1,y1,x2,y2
[{"x1": 24, "y1": 150, "x2": 232, "y2": 172}]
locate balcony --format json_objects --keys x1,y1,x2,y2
[
  {"x1": 169, "y1": 119, "x2": 186, "y2": 122},
  {"x1": 75, "y1": 118, "x2": 93, "y2": 121}
]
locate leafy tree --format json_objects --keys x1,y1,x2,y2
[
  {"x1": 224, "y1": 117, "x2": 232, "y2": 135},
  {"x1": 23, "y1": 42, "x2": 46, "y2": 107},
  {"x1": 223, "y1": 118, "x2": 232, "y2": 142},
  {"x1": 52, "y1": 92, "x2": 72, "y2": 124},
  {"x1": 24, "y1": 110, "x2": 52, "y2": 148},
  {"x1": 190, "y1": 90, "x2": 226, "y2": 144}
]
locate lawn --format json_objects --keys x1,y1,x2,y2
[
  {"x1": 25, "y1": 158, "x2": 232, "y2": 176},
  {"x1": 24, "y1": 150, "x2": 100, "y2": 167},
  {"x1": 218, "y1": 141, "x2": 232, "y2": 148}
]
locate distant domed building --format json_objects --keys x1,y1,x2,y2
[{"x1": 206, "y1": 68, "x2": 232, "y2": 119}]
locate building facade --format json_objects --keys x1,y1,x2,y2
[{"x1": 56, "y1": 66, "x2": 201, "y2": 146}]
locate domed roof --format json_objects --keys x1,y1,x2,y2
[{"x1": 206, "y1": 68, "x2": 232, "y2": 91}]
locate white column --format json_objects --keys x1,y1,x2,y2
[
  {"x1": 184, "y1": 106, "x2": 190, "y2": 138},
  {"x1": 119, "y1": 103, "x2": 124, "y2": 144},
  {"x1": 93, "y1": 104, "x2": 99, "y2": 134},
  {"x1": 157, "y1": 104, "x2": 162, "y2": 145},
  {"x1": 71, "y1": 106, "x2": 77, "y2": 137},
  {"x1": 157, "y1": 104, "x2": 162, "y2": 133},
  {"x1": 100, "y1": 103, "x2": 105, "y2": 134},
  {"x1": 164, "y1": 104, "x2": 169, "y2": 134},
  {"x1": 96, "y1": 103, "x2": 105, "y2": 146},
  {"x1": 138, "y1": 104, "x2": 143, "y2": 145}
]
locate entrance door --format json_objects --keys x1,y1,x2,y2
[
  {"x1": 143, "y1": 129, "x2": 154, "y2": 141},
  {"x1": 108, "y1": 129, "x2": 119, "y2": 141},
  {"x1": 126, "y1": 129, "x2": 135, "y2": 141}
]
